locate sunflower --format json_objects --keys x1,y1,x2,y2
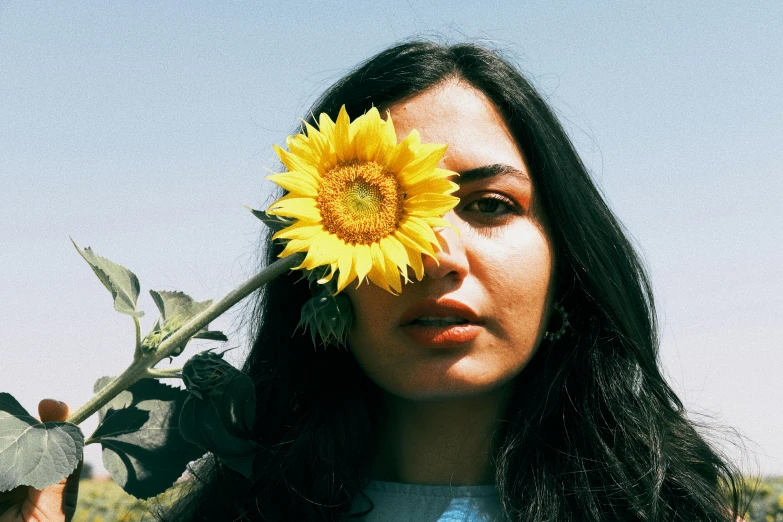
[{"x1": 266, "y1": 106, "x2": 459, "y2": 295}]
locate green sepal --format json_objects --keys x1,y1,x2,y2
[
  {"x1": 193, "y1": 330, "x2": 229, "y2": 342},
  {"x1": 297, "y1": 287, "x2": 353, "y2": 347},
  {"x1": 71, "y1": 239, "x2": 144, "y2": 318},
  {"x1": 244, "y1": 205, "x2": 293, "y2": 234},
  {"x1": 0, "y1": 393, "x2": 84, "y2": 491}
]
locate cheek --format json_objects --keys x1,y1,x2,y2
[
  {"x1": 470, "y1": 227, "x2": 555, "y2": 336},
  {"x1": 470, "y1": 226, "x2": 554, "y2": 291},
  {"x1": 344, "y1": 291, "x2": 405, "y2": 393},
  {"x1": 344, "y1": 284, "x2": 392, "y2": 354}
]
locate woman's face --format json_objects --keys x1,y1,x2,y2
[{"x1": 345, "y1": 81, "x2": 555, "y2": 400}]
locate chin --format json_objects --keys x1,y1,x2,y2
[{"x1": 377, "y1": 363, "x2": 519, "y2": 402}]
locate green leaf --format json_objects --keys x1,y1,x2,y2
[
  {"x1": 72, "y1": 239, "x2": 144, "y2": 318},
  {"x1": 89, "y1": 379, "x2": 204, "y2": 499},
  {"x1": 0, "y1": 393, "x2": 84, "y2": 491},
  {"x1": 93, "y1": 376, "x2": 134, "y2": 424},
  {"x1": 179, "y1": 392, "x2": 258, "y2": 478},
  {"x1": 149, "y1": 290, "x2": 211, "y2": 327}
]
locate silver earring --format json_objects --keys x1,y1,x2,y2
[{"x1": 544, "y1": 303, "x2": 569, "y2": 342}]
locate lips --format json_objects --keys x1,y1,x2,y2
[
  {"x1": 399, "y1": 299, "x2": 482, "y2": 348},
  {"x1": 399, "y1": 298, "x2": 481, "y2": 326}
]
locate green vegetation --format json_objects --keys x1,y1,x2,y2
[
  {"x1": 72, "y1": 476, "x2": 783, "y2": 521},
  {"x1": 744, "y1": 476, "x2": 783, "y2": 522},
  {"x1": 73, "y1": 478, "x2": 186, "y2": 522}
]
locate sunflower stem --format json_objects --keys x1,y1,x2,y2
[
  {"x1": 65, "y1": 255, "x2": 300, "y2": 426},
  {"x1": 149, "y1": 255, "x2": 299, "y2": 364}
]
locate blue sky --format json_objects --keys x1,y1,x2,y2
[{"x1": 1, "y1": 2, "x2": 781, "y2": 476}]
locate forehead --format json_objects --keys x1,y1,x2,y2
[{"x1": 386, "y1": 81, "x2": 527, "y2": 175}]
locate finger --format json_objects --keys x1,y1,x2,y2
[
  {"x1": 21, "y1": 462, "x2": 82, "y2": 522},
  {"x1": 26, "y1": 400, "x2": 80, "y2": 521},
  {"x1": 38, "y1": 399, "x2": 70, "y2": 422},
  {"x1": 25, "y1": 482, "x2": 69, "y2": 522}
]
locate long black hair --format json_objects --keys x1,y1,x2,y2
[{"x1": 159, "y1": 41, "x2": 747, "y2": 521}]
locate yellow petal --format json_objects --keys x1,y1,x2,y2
[
  {"x1": 303, "y1": 121, "x2": 334, "y2": 166},
  {"x1": 266, "y1": 172, "x2": 319, "y2": 197},
  {"x1": 365, "y1": 267, "x2": 386, "y2": 292},
  {"x1": 393, "y1": 227, "x2": 434, "y2": 258},
  {"x1": 303, "y1": 120, "x2": 320, "y2": 138},
  {"x1": 267, "y1": 197, "x2": 322, "y2": 222},
  {"x1": 379, "y1": 236, "x2": 411, "y2": 283},
  {"x1": 273, "y1": 223, "x2": 324, "y2": 241},
  {"x1": 369, "y1": 241, "x2": 403, "y2": 294},
  {"x1": 334, "y1": 105, "x2": 353, "y2": 162},
  {"x1": 375, "y1": 111, "x2": 398, "y2": 165},
  {"x1": 385, "y1": 129, "x2": 421, "y2": 173},
  {"x1": 273, "y1": 145, "x2": 321, "y2": 180},
  {"x1": 432, "y1": 167, "x2": 458, "y2": 180},
  {"x1": 403, "y1": 244, "x2": 425, "y2": 280},
  {"x1": 278, "y1": 238, "x2": 311, "y2": 258},
  {"x1": 286, "y1": 134, "x2": 318, "y2": 166},
  {"x1": 318, "y1": 112, "x2": 336, "y2": 140},
  {"x1": 336, "y1": 251, "x2": 356, "y2": 293},
  {"x1": 353, "y1": 243, "x2": 373, "y2": 284},
  {"x1": 366, "y1": 243, "x2": 392, "y2": 293},
  {"x1": 267, "y1": 192, "x2": 299, "y2": 204},
  {"x1": 419, "y1": 216, "x2": 454, "y2": 228},
  {"x1": 352, "y1": 107, "x2": 382, "y2": 162},
  {"x1": 383, "y1": 254, "x2": 402, "y2": 294},
  {"x1": 299, "y1": 233, "x2": 339, "y2": 271},
  {"x1": 398, "y1": 143, "x2": 448, "y2": 186},
  {"x1": 405, "y1": 194, "x2": 459, "y2": 216},
  {"x1": 316, "y1": 262, "x2": 338, "y2": 284},
  {"x1": 400, "y1": 216, "x2": 440, "y2": 248},
  {"x1": 403, "y1": 174, "x2": 459, "y2": 198},
  {"x1": 417, "y1": 216, "x2": 459, "y2": 236}
]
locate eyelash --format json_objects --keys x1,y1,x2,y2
[{"x1": 461, "y1": 194, "x2": 520, "y2": 223}]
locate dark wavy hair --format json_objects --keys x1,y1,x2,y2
[{"x1": 158, "y1": 41, "x2": 747, "y2": 521}]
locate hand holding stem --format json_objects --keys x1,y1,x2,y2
[{"x1": 0, "y1": 401, "x2": 81, "y2": 522}]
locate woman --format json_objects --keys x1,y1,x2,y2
[{"x1": 7, "y1": 41, "x2": 746, "y2": 522}]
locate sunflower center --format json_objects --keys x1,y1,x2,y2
[{"x1": 317, "y1": 160, "x2": 405, "y2": 244}]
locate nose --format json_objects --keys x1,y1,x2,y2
[{"x1": 422, "y1": 212, "x2": 469, "y2": 281}]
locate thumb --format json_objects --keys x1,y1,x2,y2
[{"x1": 38, "y1": 399, "x2": 70, "y2": 423}]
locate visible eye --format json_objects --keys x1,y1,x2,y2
[{"x1": 461, "y1": 194, "x2": 519, "y2": 223}]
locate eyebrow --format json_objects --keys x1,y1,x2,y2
[{"x1": 455, "y1": 164, "x2": 531, "y2": 185}]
